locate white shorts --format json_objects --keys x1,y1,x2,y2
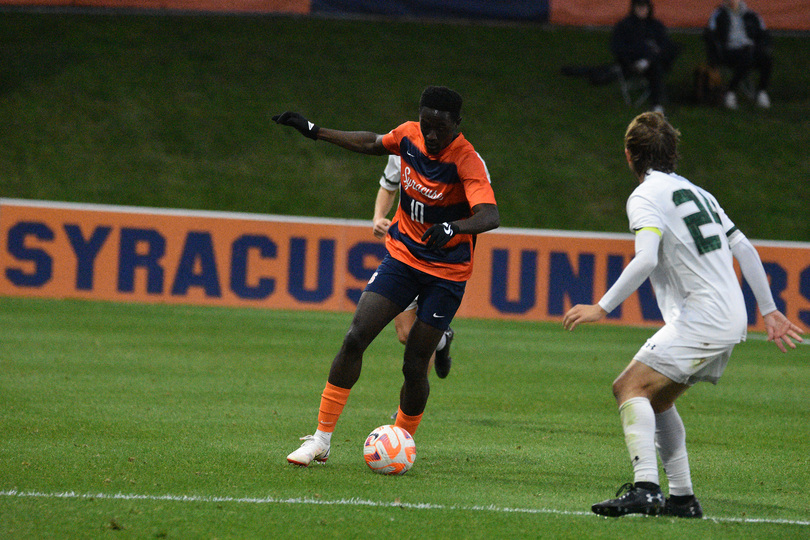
[{"x1": 634, "y1": 324, "x2": 737, "y2": 385}]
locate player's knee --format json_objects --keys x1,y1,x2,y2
[
  {"x1": 401, "y1": 359, "x2": 429, "y2": 381},
  {"x1": 611, "y1": 376, "x2": 624, "y2": 400},
  {"x1": 611, "y1": 376, "x2": 637, "y2": 403},
  {"x1": 650, "y1": 396, "x2": 676, "y2": 414},
  {"x1": 393, "y1": 318, "x2": 411, "y2": 345},
  {"x1": 395, "y1": 328, "x2": 409, "y2": 345},
  {"x1": 342, "y1": 326, "x2": 371, "y2": 356},
  {"x1": 611, "y1": 383, "x2": 623, "y2": 403}
]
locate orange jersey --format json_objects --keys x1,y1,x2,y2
[{"x1": 381, "y1": 121, "x2": 496, "y2": 282}]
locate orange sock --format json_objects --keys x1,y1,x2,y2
[
  {"x1": 394, "y1": 407, "x2": 423, "y2": 437},
  {"x1": 317, "y1": 382, "x2": 350, "y2": 433}
]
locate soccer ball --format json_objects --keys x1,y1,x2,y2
[{"x1": 363, "y1": 425, "x2": 416, "y2": 475}]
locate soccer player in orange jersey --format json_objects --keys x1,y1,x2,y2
[
  {"x1": 274, "y1": 86, "x2": 499, "y2": 466},
  {"x1": 373, "y1": 154, "x2": 455, "y2": 382}
]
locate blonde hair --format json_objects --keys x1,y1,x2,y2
[{"x1": 624, "y1": 112, "x2": 680, "y2": 178}]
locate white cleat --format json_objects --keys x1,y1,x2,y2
[
  {"x1": 723, "y1": 91, "x2": 738, "y2": 110},
  {"x1": 286, "y1": 435, "x2": 330, "y2": 466},
  {"x1": 756, "y1": 90, "x2": 771, "y2": 109}
]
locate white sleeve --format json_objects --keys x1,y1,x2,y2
[
  {"x1": 729, "y1": 231, "x2": 778, "y2": 316},
  {"x1": 598, "y1": 229, "x2": 660, "y2": 314},
  {"x1": 379, "y1": 155, "x2": 401, "y2": 191}
]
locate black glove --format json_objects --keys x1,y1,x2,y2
[
  {"x1": 272, "y1": 111, "x2": 320, "y2": 140},
  {"x1": 422, "y1": 222, "x2": 459, "y2": 250}
]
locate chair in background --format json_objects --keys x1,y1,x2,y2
[{"x1": 614, "y1": 64, "x2": 651, "y2": 107}]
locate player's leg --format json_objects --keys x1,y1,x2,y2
[
  {"x1": 433, "y1": 325, "x2": 453, "y2": 379},
  {"x1": 288, "y1": 256, "x2": 414, "y2": 466},
  {"x1": 396, "y1": 300, "x2": 446, "y2": 375},
  {"x1": 592, "y1": 320, "x2": 692, "y2": 518},
  {"x1": 322, "y1": 291, "x2": 402, "y2": 436},
  {"x1": 655, "y1": 405, "x2": 703, "y2": 518},
  {"x1": 327, "y1": 255, "x2": 416, "y2": 390},
  {"x1": 615, "y1": 360, "x2": 690, "y2": 480},
  {"x1": 594, "y1": 325, "x2": 729, "y2": 517},
  {"x1": 328, "y1": 291, "x2": 401, "y2": 388},
  {"x1": 652, "y1": 343, "x2": 732, "y2": 518},
  {"x1": 591, "y1": 360, "x2": 679, "y2": 516},
  {"x1": 611, "y1": 323, "x2": 693, "y2": 490},
  {"x1": 394, "y1": 318, "x2": 443, "y2": 436},
  {"x1": 389, "y1": 305, "x2": 433, "y2": 421},
  {"x1": 394, "y1": 301, "x2": 417, "y2": 346},
  {"x1": 287, "y1": 291, "x2": 401, "y2": 466},
  {"x1": 394, "y1": 276, "x2": 464, "y2": 436}
]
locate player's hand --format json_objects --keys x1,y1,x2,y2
[
  {"x1": 373, "y1": 218, "x2": 391, "y2": 239},
  {"x1": 563, "y1": 304, "x2": 607, "y2": 331},
  {"x1": 272, "y1": 111, "x2": 319, "y2": 140},
  {"x1": 422, "y1": 222, "x2": 459, "y2": 250},
  {"x1": 763, "y1": 310, "x2": 804, "y2": 353}
]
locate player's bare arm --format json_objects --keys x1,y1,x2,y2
[
  {"x1": 422, "y1": 203, "x2": 500, "y2": 250},
  {"x1": 317, "y1": 129, "x2": 387, "y2": 155},
  {"x1": 272, "y1": 111, "x2": 387, "y2": 155},
  {"x1": 458, "y1": 203, "x2": 500, "y2": 235},
  {"x1": 373, "y1": 187, "x2": 397, "y2": 238}
]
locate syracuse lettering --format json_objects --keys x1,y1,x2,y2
[
  {"x1": 402, "y1": 166, "x2": 443, "y2": 200},
  {"x1": 3, "y1": 218, "x2": 809, "y2": 328}
]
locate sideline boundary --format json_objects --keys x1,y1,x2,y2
[{"x1": 2, "y1": 489, "x2": 808, "y2": 526}]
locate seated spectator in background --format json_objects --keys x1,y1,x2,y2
[
  {"x1": 705, "y1": 0, "x2": 773, "y2": 110},
  {"x1": 611, "y1": 0, "x2": 680, "y2": 113}
]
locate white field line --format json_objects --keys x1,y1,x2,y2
[{"x1": 1, "y1": 489, "x2": 808, "y2": 526}]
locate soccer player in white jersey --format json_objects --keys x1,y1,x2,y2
[
  {"x1": 373, "y1": 155, "x2": 454, "y2": 380},
  {"x1": 563, "y1": 112, "x2": 804, "y2": 519}
]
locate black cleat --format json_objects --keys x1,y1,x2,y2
[
  {"x1": 665, "y1": 496, "x2": 703, "y2": 518},
  {"x1": 434, "y1": 327, "x2": 454, "y2": 379},
  {"x1": 592, "y1": 483, "x2": 664, "y2": 518}
]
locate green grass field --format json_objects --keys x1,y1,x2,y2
[
  {"x1": 1, "y1": 10, "x2": 808, "y2": 539},
  {"x1": 1, "y1": 297, "x2": 807, "y2": 538},
  {"x1": 0, "y1": 11, "x2": 808, "y2": 241}
]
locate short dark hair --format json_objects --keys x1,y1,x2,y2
[
  {"x1": 419, "y1": 86, "x2": 463, "y2": 121},
  {"x1": 624, "y1": 112, "x2": 680, "y2": 177}
]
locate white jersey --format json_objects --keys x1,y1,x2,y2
[
  {"x1": 379, "y1": 155, "x2": 401, "y2": 191},
  {"x1": 627, "y1": 171, "x2": 747, "y2": 344}
]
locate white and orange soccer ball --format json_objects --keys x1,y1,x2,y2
[{"x1": 363, "y1": 425, "x2": 416, "y2": 475}]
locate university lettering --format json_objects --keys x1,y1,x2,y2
[{"x1": 1, "y1": 202, "x2": 807, "y2": 332}]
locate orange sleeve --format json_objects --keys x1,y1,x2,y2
[
  {"x1": 457, "y1": 152, "x2": 497, "y2": 208},
  {"x1": 382, "y1": 125, "x2": 405, "y2": 155}
]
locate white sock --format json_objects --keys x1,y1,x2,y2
[
  {"x1": 314, "y1": 429, "x2": 332, "y2": 445},
  {"x1": 619, "y1": 396, "x2": 659, "y2": 485},
  {"x1": 436, "y1": 333, "x2": 447, "y2": 351},
  {"x1": 655, "y1": 406, "x2": 693, "y2": 496}
]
